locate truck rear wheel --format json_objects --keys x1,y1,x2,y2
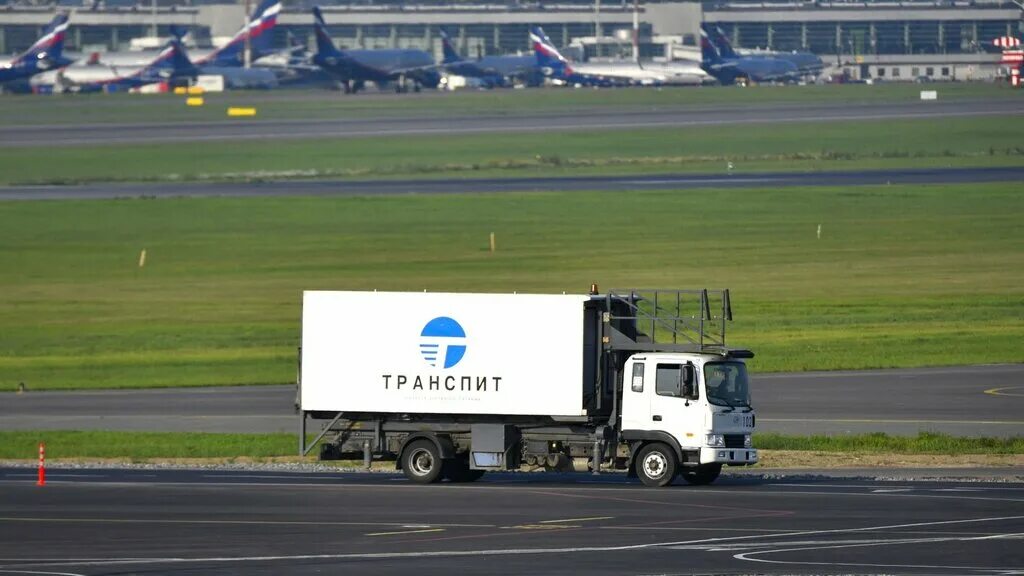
[
  {"x1": 681, "y1": 463, "x2": 722, "y2": 486},
  {"x1": 401, "y1": 439, "x2": 443, "y2": 484},
  {"x1": 635, "y1": 443, "x2": 677, "y2": 487}
]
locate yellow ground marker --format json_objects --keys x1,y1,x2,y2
[
  {"x1": 985, "y1": 386, "x2": 1024, "y2": 397},
  {"x1": 187, "y1": 86, "x2": 204, "y2": 95},
  {"x1": 227, "y1": 107, "x2": 257, "y2": 117},
  {"x1": 173, "y1": 87, "x2": 187, "y2": 95},
  {"x1": 185, "y1": 97, "x2": 204, "y2": 107}
]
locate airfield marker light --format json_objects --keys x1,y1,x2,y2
[
  {"x1": 138, "y1": 249, "x2": 147, "y2": 268},
  {"x1": 37, "y1": 443, "x2": 45, "y2": 486},
  {"x1": 186, "y1": 97, "x2": 204, "y2": 107},
  {"x1": 489, "y1": 232, "x2": 496, "y2": 253},
  {"x1": 817, "y1": 224, "x2": 822, "y2": 240},
  {"x1": 227, "y1": 107, "x2": 257, "y2": 117}
]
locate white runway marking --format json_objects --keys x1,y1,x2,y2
[
  {"x1": 0, "y1": 565, "x2": 87, "y2": 569},
  {"x1": 733, "y1": 533, "x2": 1024, "y2": 573},
  {"x1": 3, "y1": 515, "x2": 1021, "y2": 570}
]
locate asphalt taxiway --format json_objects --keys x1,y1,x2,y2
[
  {"x1": 3, "y1": 365, "x2": 1021, "y2": 437},
  {"x1": 0, "y1": 467, "x2": 1021, "y2": 575},
  {"x1": 2, "y1": 99, "x2": 1019, "y2": 147},
  {"x1": 2, "y1": 166, "x2": 1023, "y2": 201}
]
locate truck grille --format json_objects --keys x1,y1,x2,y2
[{"x1": 724, "y1": 434, "x2": 746, "y2": 448}]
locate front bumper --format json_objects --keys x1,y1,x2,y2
[{"x1": 700, "y1": 447, "x2": 758, "y2": 465}]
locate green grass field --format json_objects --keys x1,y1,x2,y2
[
  {"x1": 2, "y1": 115, "x2": 1021, "y2": 185},
  {"x1": 0, "y1": 430, "x2": 1019, "y2": 460},
  {"x1": 1, "y1": 83, "x2": 1014, "y2": 127},
  {"x1": 1, "y1": 182, "x2": 1021, "y2": 391}
]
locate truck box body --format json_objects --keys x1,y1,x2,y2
[{"x1": 301, "y1": 291, "x2": 592, "y2": 417}]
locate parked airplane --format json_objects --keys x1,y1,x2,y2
[
  {"x1": 705, "y1": 26, "x2": 823, "y2": 79},
  {"x1": 312, "y1": 7, "x2": 440, "y2": 93},
  {"x1": 531, "y1": 27, "x2": 711, "y2": 87},
  {"x1": 699, "y1": 24, "x2": 800, "y2": 85},
  {"x1": 439, "y1": 29, "x2": 538, "y2": 88},
  {"x1": 83, "y1": 0, "x2": 281, "y2": 68},
  {"x1": 0, "y1": 13, "x2": 73, "y2": 88},
  {"x1": 248, "y1": 31, "x2": 334, "y2": 88},
  {"x1": 31, "y1": 38, "x2": 196, "y2": 93}
]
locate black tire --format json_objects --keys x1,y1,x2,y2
[
  {"x1": 681, "y1": 463, "x2": 722, "y2": 486},
  {"x1": 444, "y1": 457, "x2": 486, "y2": 483},
  {"x1": 635, "y1": 443, "x2": 678, "y2": 487},
  {"x1": 401, "y1": 439, "x2": 443, "y2": 484}
]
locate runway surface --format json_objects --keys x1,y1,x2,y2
[
  {"x1": 2, "y1": 166, "x2": 1023, "y2": 201},
  {"x1": 0, "y1": 467, "x2": 1021, "y2": 575},
  {"x1": 3, "y1": 365, "x2": 1021, "y2": 437},
  {"x1": 1, "y1": 100, "x2": 1018, "y2": 147}
]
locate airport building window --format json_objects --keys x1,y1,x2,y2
[
  {"x1": 769, "y1": 22, "x2": 803, "y2": 52},
  {"x1": 892, "y1": 68, "x2": 901, "y2": 78},
  {"x1": 926, "y1": 67, "x2": 934, "y2": 77},
  {"x1": 912, "y1": 67, "x2": 920, "y2": 77},
  {"x1": 941, "y1": 67, "x2": 950, "y2": 76},
  {"x1": 877, "y1": 68, "x2": 885, "y2": 77},
  {"x1": 805, "y1": 21, "x2": 840, "y2": 54},
  {"x1": 908, "y1": 21, "x2": 941, "y2": 55}
]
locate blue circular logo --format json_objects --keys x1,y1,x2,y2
[{"x1": 419, "y1": 317, "x2": 467, "y2": 369}]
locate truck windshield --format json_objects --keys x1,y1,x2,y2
[{"x1": 704, "y1": 362, "x2": 751, "y2": 408}]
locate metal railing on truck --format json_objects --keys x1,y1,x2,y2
[{"x1": 603, "y1": 288, "x2": 734, "y2": 353}]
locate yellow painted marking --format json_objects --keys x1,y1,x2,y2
[
  {"x1": 172, "y1": 87, "x2": 187, "y2": 95},
  {"x1": 985, "y1": 386, "x2": 1024, "y2": 398},
  {"x1": 538, "y1": 516, "x2": 614, "y2": 524},
  {"x1": 227, "y1": 107, "x2": 257, "y2": 117},
  {"x1": 365, "y1": 528, "x2": 444, "y2": 537},
  {"x1": 187, "y1": 86, "x2": 204, "y2": 95},
  {"x1": 185, "y1": 97, "x2": 204, "y2": 107}
]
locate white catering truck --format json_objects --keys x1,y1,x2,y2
[{"x1": 298, "y1": 288, "x2": 757, "y2": 487}]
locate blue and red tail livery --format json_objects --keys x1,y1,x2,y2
[
  {"x1": 0, "y1": 13, "x2": 72, "y2": 85},
  {"x1": 195, "y1": 0, "x2": 281, "y2": 66},
  {"x1": 530, "y1": 26, "x2": 571, "y2": 76}
]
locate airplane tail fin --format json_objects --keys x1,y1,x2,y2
[
  {"x1": 530, "y1": 26, "x2": 570, "y2": 76},
  {"x1": 699, "y1": 28, "x2": 722, "y2": 65},
  {"x1": 439, "y1": 29, "x2": 462, "y2": 64},
  {"x1": 312, "y1": 6, "x2": 340, "y2": 57},
  {"x1": 16, "y1": 12, "x2": 70, "y2": 66},
  {"x1": 701, "y1": 24, "x2": 738, "y2": 59},
  {"x1": 246, "y1": 0, "x2": 281, "y2": 58},
  {"x1": 202, "y1": 0, "x2": 280, "y2": 65},
  {"x1": 142, "y1": 38, "x2": 197, "y2": 82}
]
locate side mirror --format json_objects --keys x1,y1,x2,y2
[{"x1": 681, "y1": 365, "x2": 697, "y2": 399}]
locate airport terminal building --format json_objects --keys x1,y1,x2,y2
[{"x1": 0, "y1": 0, "x2": 1020, "y2": 81}]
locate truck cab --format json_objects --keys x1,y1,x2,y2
[{"x1": 621, "y1": 352, "x2": 757, "y2": 486}]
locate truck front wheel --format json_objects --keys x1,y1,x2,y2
[
  {"x1": 635, "y1": 443, "x2": 678, "y2": 487},
  {"x1": 401, "y1": 439, "x2": 444, "y2": 484},
  {"x1": 681, "y1": 463, "x2": 722, "y2": 486}
]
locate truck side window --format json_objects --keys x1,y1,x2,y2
[
  {"x1": 631, "y1": 363, "x2": 644, "y2": 392},
  {"x1": 656, "y1": 364, "x2": 683, "y2": 397}
]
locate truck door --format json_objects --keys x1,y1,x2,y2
[{"x1": 648, "y1": 361, "x2": 703, "y2": 450}]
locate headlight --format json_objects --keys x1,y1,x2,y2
[
  {"x1": 705, "y1": 434, "x2": 725, "y2": 447},
  {"x1": 744, "y1": 435, "x2": 752, "y2": 448}
]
